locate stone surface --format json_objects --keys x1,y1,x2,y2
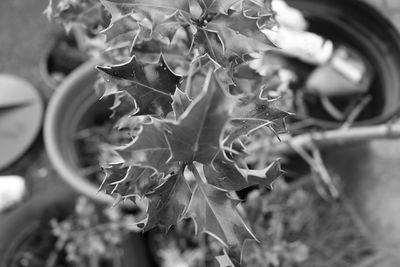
[
  {"x1": 363, "y1": 0, "x2": 388, "y2": 13},
  {"x1": 384, "y1": 0, "x2": 400, "y2": 10},
  {"x1": 0, "y1": 0, "x2": 62, "y2": 101},
  {"x1": 0, "y1": 0, "x2": 71, "y2": 200},
  {"x1": 389, "y1": 12, "x2": 400, "y2": 32},
  {"x1": 324, "y1": 140, "x2": 400, "y2": 257}
]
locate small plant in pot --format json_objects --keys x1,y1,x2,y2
[
  {"x1": 40, "y1": 32, "x2": 89, "y2": 88},
  {"x1": 0, "y1": 189, "x2": 150, "y2": 267},
  {"x1": 42, "y1": 0, "x2": 108, "y2": 87},
  {"x1": 245, "y1": 0, "x2": 400, "y2": 132},
  {"x1": 45, "y1": 59, "x2": 129, "y2": 204}
]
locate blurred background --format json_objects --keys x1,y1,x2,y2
[{"x1": 1, "y1": 0, "x2": 400, "y2": 266}]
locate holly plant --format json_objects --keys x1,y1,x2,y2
[{"x1": 48, "y1": 0, "x2": 290, "y2": 265}]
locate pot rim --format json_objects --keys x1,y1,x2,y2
[
  {"x1": 44, "y1": 58, "x2": 116, "y2": 205},
  {"x1": 287, "y1": 0, "x2": 400, "y2": 129}
]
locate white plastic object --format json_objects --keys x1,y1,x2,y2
[
  {"x1": 0, "y1": 175, "x2": 26, "y2": 212},
  {"x1": 272, "y1": 0, "x2": 308, "y2": 31},
  {"x1": 264, "y1": 27, "x2": 334, "y2": 65},
  {"x1": 331, "y1": 46, "x2": 368, "y2": 85},
  {"x1": 306, "y1": 45, "x2": 371, "y2": 97}
]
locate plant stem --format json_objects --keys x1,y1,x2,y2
[
  {"x1": 341, "y1": 95, "x2": 372, "y2": 129},
  {"x1": 45, "y1": 233, "x2": 68, "y2": 267},
  {"x1": 270, "y1": 122, "x2": 400, "y2": 155},
  {"x1": 289, "y1": 142, "x2": 339, "y2": 199}
]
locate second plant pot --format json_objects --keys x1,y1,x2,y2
[
  {"x1": 286, "y1": 0, "x2": 400, "y2": 129},
  {"x1": 44, "y1": 59, "x2": 119, "y2": 204},
  {"x1": 0, "y1": 187, "x2": 151, "y2": 267}
]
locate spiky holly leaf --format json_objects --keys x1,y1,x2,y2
[
  {"x1": 171, "y1": 88, "x2": 192, "y2": 119},
  {"x1": 216, "y1": 249, "x2": 236, "y2": 267},
  {"x1": 100, "y1": 163, "x2": 161, "y2": 198},
  {"x1": 185, "y1": 181, "x2": 256, "y2": 255},
  {"x1": 180, "y1": 55, "x2": 233, "y2": 99},
  {"x1": 194, "y1": 5, "x2": 274, "y2": 65},
  {"x1": 102, "y1": 14, "x2": 138, "y2": 43},
  {"x1": 97, "y1": 55, "x2": 180, "y2": 116},
  {"x1": 204, "y1": 153, "x2": 282, "y2": 191},
  {"x1": 112, "y1": 92, "x2": 140, "y2": 120},
  {"x1": 117, "y1": 119, "x2": 173, "y2": 174},
  {"x1": 152, "y1": 11, "x2": 188, "y2": 43},
  {"x1": 241, "y1": 0, "x2": 276, "y2": 30},
  {"x1": 100, "y1": 0, "x2": 191, "y2": 24},
  {"x1": 242, "y1": 0, "x2": 272, "y2": 18},
  {"x1": 203, "y1": 11, "x2": 274, "y2": 60},
  {"x1": 95, "y1": 77, "x2": 138, "y2": 117},
  {"x1": 46, "y1": 0, "x2": 103, "y2": 31},
  {"x1": 103, "y1": 11, "x2": 188, "y2": 54},
  {"x1": 199, "y1": 0, "x2": 240, "y2": 15},
  {"x1": 163, "y1": 69, "x2": 235, "y2": 165},
  {"x1": 233, "y1": 94, "x2": 291, "y2": 134},
  {"x1": 102, "y1": 14, "x2": 151, "y2": 51},
  {"x1": 115, "y1": 114, "x2": 150, "y2": 132},
  {"x1": 230, "y1": 74, "x2": 264, "y2": 95},
  {"x1": 145, "y1": 172, "x2": 191, "y2": 230},
  {"x1": 194, "y1": 29, "x2": 228, "y2": 66},
  {"x1": 224, "y1": 118, "x2": 271, "y2": 146},
  {"x1": 131, "y1": 33, "x2": 192, "y2": 74}
]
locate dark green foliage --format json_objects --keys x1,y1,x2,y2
[{"x1": 48, "y1": 0, "x2": 290, "y2": 265}]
